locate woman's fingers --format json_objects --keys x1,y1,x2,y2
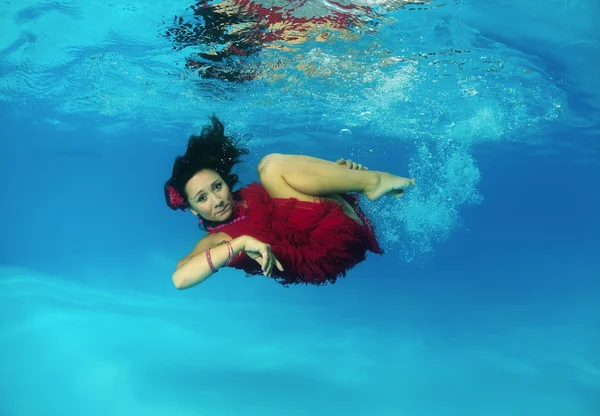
[
  {"x1": 258, "y1": 246, "x2": 268, "y2": 273},
  {"x1": 247, "y1": 240, "x2": 283, "y2": 278},
  {"x1": 265, "y1": 252, "x2": 273, "y2": 276},
  {"x1": 266, "y1": 247, "x2": 283, "y2": 277},
  {"x1": 253, "y1": 244, "x2": 284, "y2": 277},
  {"x1": 275, "y1": 258, "x2": 284, "y2": 272},
  {"x1": 259, "y1": 244, "x2": 273, "y2": 276}
]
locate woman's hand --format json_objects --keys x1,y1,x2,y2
[
  {"x1": 337, "y1": 158, "x2": 368, "y2": 171},
  {"x1": 242, "y1": 236, "x2": 284, "y2": 277}
]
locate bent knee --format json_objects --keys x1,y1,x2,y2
[{"x1": 257, "y1": 153, "x2": 285, "y2": 177}]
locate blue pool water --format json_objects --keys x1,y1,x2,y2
[{"x1": 1, "y1": 1, "x2": 599, "y2": 415}]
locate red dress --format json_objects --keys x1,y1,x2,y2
[{"x1": 209, "y1": 182, "x2": 383, "y2": 286}]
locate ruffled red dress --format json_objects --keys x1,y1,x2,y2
[{"x1": 209, "y1": 183, "x2": 383, "y2": 286}]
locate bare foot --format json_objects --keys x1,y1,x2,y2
[{"x1": 365, "y1": 172, "x2": 415, "y2": 201}]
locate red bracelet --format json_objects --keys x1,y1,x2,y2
[
  {"x1": 205, "y1": 248, "x2": 217, "y2": 273},
  {"x1": 224, "y1": 240, "x2": 233, "y2": 266}
]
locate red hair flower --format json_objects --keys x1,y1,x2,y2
[{"x1": 167, "y1": 186, "x2": 185, "y2": 209}]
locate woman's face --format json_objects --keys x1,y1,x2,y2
[{"x1": 184, "y1": 169, "x2": 233, "y2": 222}]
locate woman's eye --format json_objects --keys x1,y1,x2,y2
[
  {"x1": 198, "y1": 195, "x2": 206, "y2": 202},
  {"x1": 214, "y1": 183, "x2": 222, "y2": 190}
]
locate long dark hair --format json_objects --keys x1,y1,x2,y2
[{"x1": 164, "y1": 116, "x2": 249, "y2": 225}]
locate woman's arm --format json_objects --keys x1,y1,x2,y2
[
  {"x1": 173, "y1": 235, "x2": 247, "y2": 290},
  {"x1": 176, "y1": 232, "x2": 224, "y2": 269}
]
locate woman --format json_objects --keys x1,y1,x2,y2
[{"x1": 164, "y1": 116, "x2": 415, "y2": 288}]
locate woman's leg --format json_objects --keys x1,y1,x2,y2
[{"x1": 257, "y1": 153, "x2": 414, "y2": 202}]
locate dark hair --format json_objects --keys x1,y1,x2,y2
[{"x1": 164, "y1": 115, "x2": 249, "y2": 216}]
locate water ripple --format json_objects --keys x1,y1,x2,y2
[{"x1": 14, "y1": 1, "x2": 82, "y2": 25}]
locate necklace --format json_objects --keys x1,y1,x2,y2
[{"x1": 207, "y1": 215, "x2": 247, "y2": 232}]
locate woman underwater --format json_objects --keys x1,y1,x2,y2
[{"x1": 164, "y1": 116, "x2": 415, "y2": 288}]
